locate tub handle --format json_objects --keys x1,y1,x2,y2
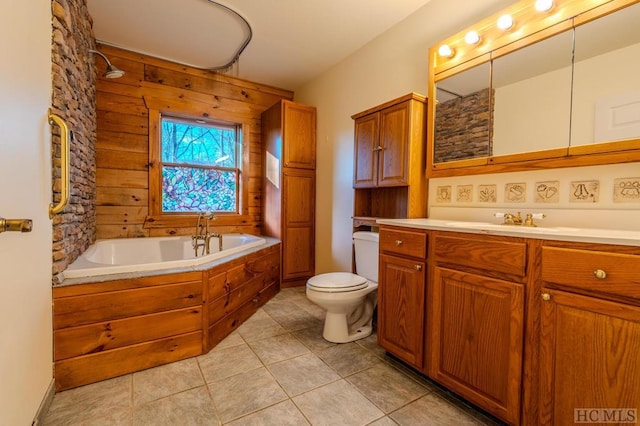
[{"x1": 48, "y1": 110, "x2": 71, "y2": 219}]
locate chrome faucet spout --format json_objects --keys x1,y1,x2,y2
[{"x1": 193, "y1": 212, "x2": 218, "y2": 257}]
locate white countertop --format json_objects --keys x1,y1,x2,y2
[{"x1": 376, "y1": 218, "x2": 640, "y2": 247}]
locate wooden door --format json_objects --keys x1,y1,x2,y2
[
  {"x1": 539, "y1": 289, "x2": 640, "y2": 426},
  {"x1": 353, "y1": 113, "x2": 379, "y2": 188},
  {"x1": 378, "y1": 101, "x2": 409, "y2": 187},
  {"x1": 282, "y1": 168, "x2": 315, "y2": 281},
  {"x1": 430, "y1": 267, "x2": 524, "y2": 425},
  {"x1": 283, "y1": 101, "x2": 316, "y2": 169},
  {"x1": 378, "y1": 254, "x2": 426, "y2": 369}
]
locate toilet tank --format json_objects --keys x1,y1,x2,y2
[{"x1": 353, "y1": 231, "x2": 379, "y2": 282}]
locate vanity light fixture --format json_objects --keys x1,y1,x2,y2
[
  {"x1": 438, "y1": 44, "x2": 455, "y2": 58},
  {"x1": 465, "y1": 30, "x2": 481, "y2": 45},
  {"x1": 535, "y1": 0, "x2": 554, "y2": 12},
  {"x1": 497, "y1": 14, "x2": 515, "y2": 30}
]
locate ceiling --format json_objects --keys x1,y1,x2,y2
[{"x1": 88, "y1": 0, "x2": 435, "y2": 90}]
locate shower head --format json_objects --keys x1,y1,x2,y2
[{"x1": 89, "y1": 49, "x2": 125, "y2": 79}]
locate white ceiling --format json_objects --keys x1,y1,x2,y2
[{"x1": 88, "y1": 0, "x2": 435, "y2": 90}]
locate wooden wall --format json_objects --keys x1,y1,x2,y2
[{"x1": 95, "y1": 44, "x2": 293, "y2": 239}]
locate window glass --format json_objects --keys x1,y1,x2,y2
[{"x1": 161, "y1": 116, "x2": 239, "y2": 213}]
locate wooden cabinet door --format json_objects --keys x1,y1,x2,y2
[
  {"x1": 283, "y1": 101, "x2": 316, "y2": 169},
  {"x1": 378, "y1": 101, "x2": 409, "y2": 187},
  {"x1": 539, "y1": 290, "x2": 640, "y2": 426},
  {"x1": 378, "y1": 254, "x2": 425, "y2": 369},
  {"x1": 430, "y1": 267, "x2": 524, "y2": 425},
  {"x1": 353, "y1": 113, "x2": 379, "y2": 188},
  {"x1": 282, "y1": 169, "x2": 315, "y2": 281}
]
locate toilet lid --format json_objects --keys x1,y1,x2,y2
[{"x1": 307, "y1": 272, "x2": 368, "y2": 293}]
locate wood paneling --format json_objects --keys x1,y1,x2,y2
[
  {"x1": 53, "y1": 243, "x2": 280, "y2": 390},
  {"x1": 95, "y1": 44, "x2": 293, "y2": 239}
]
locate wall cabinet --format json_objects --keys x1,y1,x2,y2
[
  {"x1": 539, "y1": 244, "x2": 640, "y2": 425},
  {"x1": 377, "y1": 223, "x2": 640, "y2": 425},
  {"x1": 378, "y1": 226, "x2": 427, "y2": 370},
  {"x1": 262, "y1": 100, "x2": 316, "y2": 286},
  {"x1": 352, "y1": 94, "x2": 427, "y2": 229}
]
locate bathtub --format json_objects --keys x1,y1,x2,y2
[{"x1": 62, "y1": 234, "x2": 267, "y2": 279}]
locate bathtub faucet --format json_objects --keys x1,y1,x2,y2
[{"x1": 192, "y1": 212, "x2": 220, "y2": 256}]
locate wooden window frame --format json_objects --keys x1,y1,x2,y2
[{"x1": 145, "y1": 108, "x2": 251, "y2": 229}]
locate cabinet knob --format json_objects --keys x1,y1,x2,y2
[
  {"x1": 414, "y1": 264, "x2": 422, "y2": 271},
  {"x1": 372, "y1": 145, "x2": 383, "y2": 152},
  {"x1": 593, "y1": 269, "x2": 607, "y2": 280},
  {"x1": 395, "y1": 240, "x2": 403, "y2": 246},
  {"x1": 541, "y1": 293, "x2": 551, "y2": 301}
]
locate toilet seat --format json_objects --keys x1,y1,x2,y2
[{"x1": 307, "y1": 272, "x2": 368, "y2": 293}]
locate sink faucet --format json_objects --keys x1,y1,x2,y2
[{"x1": 192, "y1": 212, "x2": 221, "y2": 256}]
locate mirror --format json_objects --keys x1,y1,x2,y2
[
  {"x1": 571, "y1": 1, "x2": 640, "y2": 147},
  {"x1": 492, "y1": 30, "x2": 574, "y2": 156},
  {"x1": 428, "y1": 0, "x2": 640, "y2": 177},
  {"x1": 434, "y1": 62, "x2": 491, "y2": 163}
]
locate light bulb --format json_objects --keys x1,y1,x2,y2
[
  {"x1": 465, "y1": 31, "x2": 481, "y2": 45},
  {"x1": 438, "y1": 44, "x2": 454, "y2": 58},
  {"x1": 497, "y1": 14, "x2": 514, "y2": 30},
  {"x1": 535, "y1": 0, "x2": 554, "y2": 12}
]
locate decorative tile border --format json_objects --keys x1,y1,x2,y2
[
  {"x1": 456, "y1": 185, "x2": 473, "y2": 202},
  {"x1": 505, "y1": 182, "x2": 526, "y2": 203},
  {"x1": 535, "y1": 181, "x2": 560, "y2": 203},
  {"x1": 478, "y1": 184, "x2": 497, "y2": 203},
  {"x1": 613, "y1": 177, "x2": 640, "y2": 203},
  {"x1": 436, "y1": 185, "x2": 452, "y2": 203},
  {"x1": 569, "y1": 180, "x2": 599, "y2": 203}
]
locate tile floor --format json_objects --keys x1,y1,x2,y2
[{"x1": 43, "y1": 287, "x2": 499, "y2": 425}]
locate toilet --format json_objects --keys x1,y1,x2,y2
[{"x1": 306, "y1": 231, "x2": 379, "y2": 343}]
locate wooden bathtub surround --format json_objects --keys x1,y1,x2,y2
[
  {"x1": 94, "y1": 44, "x2": 294, "y2": 239},
  {"x1": 377, "y1": 224, "x2": 640, "y2": 425},
  {"x1": 53, "y1": 243, "x2": 280, "y2": 391}
]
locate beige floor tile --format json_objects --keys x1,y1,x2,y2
[
  {"x1": 292, "y1": 325, "x2": 336, "y2": 352},
  {"x1": 198, "y1": 343, "x2": 262, "y2": 383},
  {"x1": 236, "y1": 315, "x2": 288, "y2": 342},
  {"x1": 272, "y1": 311, "x2": 324, "y2": 332},
  {"x1": 43, "y1": 375, "x2": 132, "y2": 425},
  {"x1": 134, "y1": 386, "x2": 218, "y2": 425},
  {"x1": 133, "y1": 357, "x2": 204, "y2": 405},
  {"x1": 210, "y1": 367, "x2": 287, "y2": 423},
  {"x1": 346, "y1": 363, "x2": 428, "y2": 413},
  {"x1": 293, "y1": 379, "x2": 385, "y2": 426},
  {"x1": 212, "y1": 331, "x2": 245, "y2": 351},
  {"x1": 226, "y1": 400, "x2": 310, "y2": 426},
  {"x1": 267, "y1": 353, "x2": 340, "y2": 396},
  {"x1": 263, "y1": 300, "x2": 307, "y2": 317},
  {"x1": 318, "y1": 342, "x2": 382, "y2": 377},
  {"x1": 354, "y1": 332, "x2": 387, "y2": 359},
  {"x1": 248, "y1": 333, "x2": 310, "y2": 365},
  {"x1": 368, "y1": 417, "x2": 399, "y2": 425},
  {"x1": 389, "y1": 393, "x2": 488, "y2": 426}
]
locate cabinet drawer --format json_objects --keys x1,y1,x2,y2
[
  {"x1": 434, "y1": 234, "x2": 527, "y2": 277},
  {"x1": 380, "y1": 227, "x2": 427, "y2": 258},
  {"x1": 541, "y1": 247, "x2": 640, "y2": 301}
]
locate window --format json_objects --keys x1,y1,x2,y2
[{"x1": 160, "y1": 115, "x2": 240, "y2": 213}]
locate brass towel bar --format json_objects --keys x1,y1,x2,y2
[{"x1": 48, "y1": 109, "x2": 70, "y2": 219}]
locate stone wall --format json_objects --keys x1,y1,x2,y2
[
  {"x1": 434, "y1": 88, "x2": 493, "y2": 163},
  {"x1": 51, "y1": 0, "x2": 96, "y2": 282}
]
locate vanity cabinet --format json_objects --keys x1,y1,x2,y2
[
  {"x1": 538, "y1": 244, "x2": 640, "y2": 425},
  {"x1": 352, "y1": 94, "x2": 428, "y2": 229},
  {"x1": 377, "y1": 226, "x2": 428, "y2": 369},
  {"x1": 262, "y1": 100, "x2": 316, "y2": 286},
  {"x1": 429, "y1": 233, "x2": 526, "y2": 425}
]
